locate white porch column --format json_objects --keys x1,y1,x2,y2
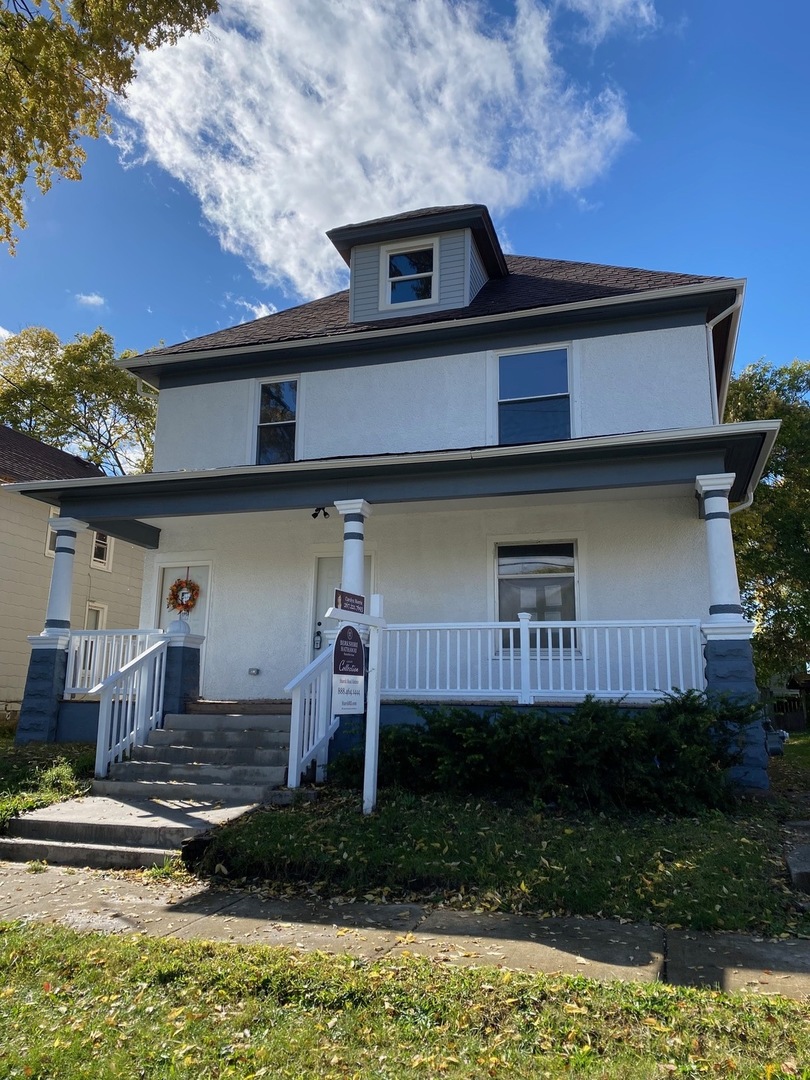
[
  {"x1": 42, "y1": 517, "x2": 88, "y2": 635},
  {"x1": 695, "y1": 474, "x2": 746, "y2": 625},
  {"x1": 334, "y1": 499, "x2": 372, "y2": 597}
]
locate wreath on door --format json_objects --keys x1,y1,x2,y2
[{"x1": 166, "y1": 577, "x2": 200, "y2": 614}]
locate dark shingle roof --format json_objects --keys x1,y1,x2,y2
[
  {"x1": 140, "y1": 253, "x2": 729, "y2": 360},
  {"x1": 0, "y1": 425, "x2": 103, "y2": 483}
]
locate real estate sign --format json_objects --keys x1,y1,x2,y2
[{"x1": 332, "y1": 624, "x2": 365, "y2": 715}]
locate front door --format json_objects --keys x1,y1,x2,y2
[
  {"x1": 312, "y1": 556, "x2": 372, "y2": 658},
  {"x1": 157, "y1": 564, "x2": 211, "y2": 683}
]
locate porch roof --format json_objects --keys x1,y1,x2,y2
[{"x1": 7, "y1": 422, "x2": 779, "y2": 549}]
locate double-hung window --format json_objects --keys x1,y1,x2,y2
[
  {"x1": 380, "y1": 239, "x2": 437, "y2": 308},
  {"x1": 91, "y1": 531, "x2": 113, "y2": 571},
  {"x1": 497, "y1": 543, "x2": 576, "y2": 647},
  {"x1": 498, "y1": 347, "x2": 570, "y2": 445},
  {"x1": 257, "y1": 380, "x2": 297, "y2": 464}
]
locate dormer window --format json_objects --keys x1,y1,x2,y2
[{"x1": 380, "y1": 238, "x2": 438, "y2": 309}]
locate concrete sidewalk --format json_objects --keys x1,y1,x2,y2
[{"x1": 1, "y1": 861, "x2": 808, "y2": 999}]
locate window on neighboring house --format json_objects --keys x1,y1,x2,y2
[
  {"x1": 84, "y1": 603, "x2": 107, "y2": 630},
  {"x1": 257, "y1": 380, "x2": 297, "y2": 464},
  {"x1": 380, "y1": 240, "x2": 437, "y2": 308},
  {"x1": 497, "y1": 543, "x2": 577, "y2": 647},
  {"x1": 45, "y1": 521, "x2": 58, "y2": 556},
  {"x1": 498, "y1": 347, "x2": 570, "y2": 445},
  {"x1": 91, "y1": 531, "x2": 113, "y2": 571}
]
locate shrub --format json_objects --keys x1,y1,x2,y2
[{"x1": 330, "y1": 692, "x2": 758, "y2": 814}]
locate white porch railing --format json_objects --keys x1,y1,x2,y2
[
  {"x1": 65, "y1": 630, "x2": 163, "y2": 697},
  {"x1": 285, "y1": 644, "x2": 340, "y2": 789},
  {"x1": 381, "y1": 618, "x2": 704, "y2": 703},
  {"x1": 94, "y1": 638, "x2": 168, "y2": 778}
]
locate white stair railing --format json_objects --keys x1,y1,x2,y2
[
  {"x1": 285, "y1": 644, "x2": 339, "y2": 788},
  {"x1": 65, "y1": 630, "x2": 163, "y2": 697},
  {"x1": 94, "y1": 638, "x2": 168, "y2": 778}
]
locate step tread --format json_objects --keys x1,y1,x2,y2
[
  {"x1": 0, "y1": 835, "x2": 177, "y2": 869},
  {"x1": 92, "y1": 779, "x2": 305, "y2": 804}
]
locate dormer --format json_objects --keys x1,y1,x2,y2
[{"x1": 327, "y1": 204, "x2": 509, "y2": 324}]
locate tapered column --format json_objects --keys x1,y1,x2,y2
[
  {"x1": 43, "y1": 516, "x2": 87, "y2": 634},
  {"x1": 695, "y1": 475, "x2": 745, "y2": 623},
  {"x1": 334, "y1": 499, "x2": 372, "y2": 597}
]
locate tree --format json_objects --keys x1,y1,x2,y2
[
  {"x1": 726, "y1": 359, "x2": 810, "y2": 682},
  {"x1": 0, "y1": 0, "x2": 218, "y2": 252},
  {"x1": 0, "y1": 325, "x2": 156, "y2": 473}
]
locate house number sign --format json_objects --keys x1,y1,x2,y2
[{"x1": 332, "y1": 624, "x2": 365, "y2": 715}]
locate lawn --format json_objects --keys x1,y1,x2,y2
[
  {"x1": 191, "y1": 730, "x2": 810, "y2": 938},
  {"x1": 0, "y1": 729, "x2": 94, "y2": 829},
  {"x1": 0, "y1": 923, "x2": 808, "y2": 1079}
]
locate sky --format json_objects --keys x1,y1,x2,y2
[{"x1": 1, "y1": 0, "x2": 808, "y2": 374}]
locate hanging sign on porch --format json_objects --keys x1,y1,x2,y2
[
  {"x1": 334, "y1": 589, "x2": 365, "y2": 615},
  {"x1": 332, "y1": 624, "x2": 365, "y2": 714}
]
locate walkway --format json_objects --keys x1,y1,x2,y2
[{"x1": 1, "y1": 862, "x2": 808, "y2": 1000}]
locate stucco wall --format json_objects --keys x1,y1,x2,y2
[
  {"x1": 139, "y1": 492, "x2": 709, "y2": 700},
  {"x1": 0, "y1": 490, "x2": 145, "y2": 707},
  {"x1": 151, "y1": 323, "x2": 713, "y2": 473}
]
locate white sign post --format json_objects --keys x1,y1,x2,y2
[{"x1": 324, "y1": 594, "x2": 386, "y2": 815}]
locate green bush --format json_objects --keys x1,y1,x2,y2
[{"x1": 330, "y1": 692, "x2": 757, "y2": 814}]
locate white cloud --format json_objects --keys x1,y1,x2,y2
[
  {"x1": 75, "y1": 292, "x2": 106, "y2": 307},
  {"x1": 117, "y1": 0, "x2": 655, "y2": 299},
  {"x1": 559, "y1": 0, "x2": 658, "y2": 43},
  {"x1": 229, "y1": 296, "x2": 277, "y2": 322}
]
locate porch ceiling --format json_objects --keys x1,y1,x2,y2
[{"x1": 6, "y1": 422, "x2": 778, "y2": 549}]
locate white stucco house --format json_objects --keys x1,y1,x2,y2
[{"x1": 10, "y1": 205, "x2": 778, "y2": 788}]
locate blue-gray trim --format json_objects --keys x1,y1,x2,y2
[
  {"x1": 709, "y1": 604, "x2": 744, "y2": 614},
  {"x1": 44, "y1": 618, "x2": 70, "y2": 628},
  {"x1": 343, "y1": 531, "x2": 365, "y2": 541},
  {"x1": 704, "y1": 511, "x2": 730, "y2": 521},
  {"x1": 54, "y1": 544, "x2": 76, "y2": 555},
  {"x1": 703, "y1": 637, "x2": 768, "y2": 791},
  {"x1": 343, "y1": 513, "x2": 365, "y2": 523},
  {"x1": 163, "y1": 643, "x2": 201, "y2": 715},
  {"x1": 88, "y1": 518, "x2": 161, "y2": 549},
  {"x1": 54, "y1": 529, "x2": 77, "y2": 538},
  {"x1": 156, "y1": 310, "x2": 707, "y2": 392}
]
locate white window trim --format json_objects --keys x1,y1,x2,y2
[
  {"x1": 378, "y1": 237, "x2": 439, "y2": 311},
  {"x1": 253, "y1": 374, "x2": 302, "y2": 465},
  {"x1": 486, "y1": 342, "x2": 576, "y2": 445},
  {"x1": 487, "y1": 532, "x2": 585, "y2": 654},
  {"x1": 44, "y1": 515, "x2": 58, "y2": 558},
  {"x1": 84, "y1": 602, "x2": 108, "y2": 630},
  {"x1": 90, "y1": 531, "x2": 114, "y2": 572}
]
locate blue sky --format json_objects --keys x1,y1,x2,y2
[{"x1": 1, "y1": 0, "x2": 808, "y2": 375}]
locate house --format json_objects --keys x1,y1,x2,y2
[
  {"x1": 0, "y1": 425, "x2": 145, "y2": 729},
  {"x1": 8, "y1": 205, "x2": 779, "y2": 789}
]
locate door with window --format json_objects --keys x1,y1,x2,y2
[
  {"x1": 312, "y1": 556, "x2": 372, "y2": 658},
  {"x1": 157, "y1": 564, "x2": 211, "y2": 640}
]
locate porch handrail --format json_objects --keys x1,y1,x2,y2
[
  {"x1": 94, "y1": 638, "x2": 168, "y2": 778},
  {"x1": 381, "y1": 618, "x2": 704, "y2": 703},
  {"x1": 65, "y1": 629, "x2": 164, "y2": 697},
  {"x1": 284, "y1": 644, "x2": 339, "y2": 789}
]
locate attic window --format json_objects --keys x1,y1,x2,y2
[{"x1": 380, "y1": 239, "x2": 438, "y2": 308}]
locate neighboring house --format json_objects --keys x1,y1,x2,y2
[
  {"x1": 9, "y1": 205, "x2": 779, "y2": 787},
  {"x1": 0, "y1": 425, "x2": 145, "y2": 716}
]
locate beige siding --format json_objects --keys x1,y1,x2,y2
[{"x1": 0, "y1": 490, "x2": 145, "y2": 707}]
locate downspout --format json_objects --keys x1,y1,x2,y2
[
  {"x1": 729, "y1": 490, "x2": 754, "y2": 515},
  {"x1": 707, "y1": 291, "x2": 744, "y2": 423}
]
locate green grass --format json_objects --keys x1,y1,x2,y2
[
  {"x1": 1, "y1": 922, "x2": 808, "y2": 1079},
  {"x1": 196, "y1": 790, "x2": 809, "y2": 936},
  {"x1": 0, "y1": 731, "x2": 94, "y2": 829}
]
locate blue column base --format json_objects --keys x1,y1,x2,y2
[
  {"x1": 704, "y1": 636, "x2": 768, "y2": 791},
  {"x1": 163, "y1": 643, "x2": 201, "y2": 715},
  {"x1": 16, "y1": 647, "x2": 68, "y2": 744}
]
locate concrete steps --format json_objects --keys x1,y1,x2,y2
[
  {"x1": 0, "y1": 796, "x2": 253, "y2": 870},
  {"x1": 0, "y1": 706, "x2": 301, "y2": 870}
]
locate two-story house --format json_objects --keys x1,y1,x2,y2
[
  {"x1": 0, "y1": 425, "x2": 145, "y2": 725},
  {"x1": 10, "y1": 205, "x2": 778, "y2": 788}
]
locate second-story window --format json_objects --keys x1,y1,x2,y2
[
  {"x1": 498, "y1": 347, "x2": 570, "y2": 445},
  {"x1": 381, "y1": 239, "x2": 437, "y2": 307},
  {"x1": 257, "y1": 380, "x2": 297, "y2": 464},
  {"x1": 91, "y1": 531, "x2": 113, "y2": 571}
]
